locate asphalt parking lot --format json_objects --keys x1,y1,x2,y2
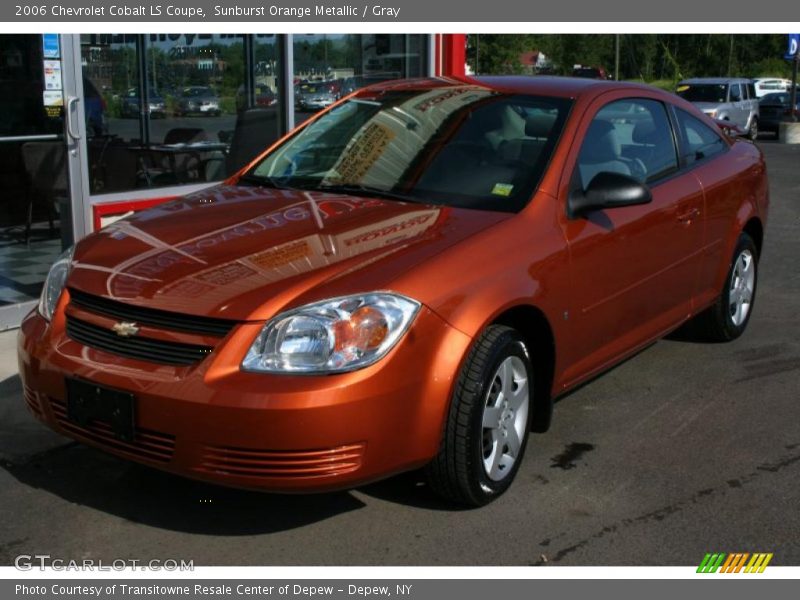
[{"x1": 1, "y1": 141, "x2": 798, "y2": 567}]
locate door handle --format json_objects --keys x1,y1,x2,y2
[
  {"x1": 66, "y1": 96, "x2": 81, "y2": 141},
  {"x1": 677, "y1": 207, "x2": 700, "y2": 223}
]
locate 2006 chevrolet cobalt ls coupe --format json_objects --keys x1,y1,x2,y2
[{"x1": 19, "y1": 77, "x2": 768, "y2": 505}]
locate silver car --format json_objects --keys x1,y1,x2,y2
[
  {"x1": 295, "y1": 83, "x2": 336, "y2": 112},
  {"x1": 676, "y1": 78, "x2": 759, "y2": 140}
]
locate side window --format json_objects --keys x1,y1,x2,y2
[
  {"x1": 576, "y1": 98, "x2": 678, "y2": 189},
  {"x1": 674, "y1": 109, "x2": 727, "y2": 165},
  {"x1": 729, "y1": 84, "x2": 742, "y2": 102},
  {"x1": 747, "y1": 84, "x2": 757, "y2": 100}
]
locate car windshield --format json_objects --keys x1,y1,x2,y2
[
  {"x1": 185, "y1": 87, "x2": 211, "y2": 97},
  {"x1": 676, "y1": 83, "x2": 728, "y2": 103},
  {"x1": 245, "y1": 87, "x2": 572, "y2": 212}
]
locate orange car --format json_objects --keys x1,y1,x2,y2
[{"x1": 18, "y1": 77, "x2": 768, "y2": 505}]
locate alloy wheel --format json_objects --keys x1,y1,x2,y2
[{"x1": 481, "y1": 356, "x2": 530, "y2": 481}]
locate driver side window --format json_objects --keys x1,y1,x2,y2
[{"x1": 576, "y1": 99, "x2": 678, "y2": 190}]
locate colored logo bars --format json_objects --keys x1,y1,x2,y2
[{"x1": 697, "y1": 552, "x2": 773, "y2": 573}]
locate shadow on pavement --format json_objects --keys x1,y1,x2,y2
[
  {"x1": 0, "y1": 375, "x2": 464, "y2": 533},
  {"x1": 1, "y1": 368, "x2": 373, "y2": 535},
  {"x1": 2, "y1": 440, "x2": 369, "y2": 535}
]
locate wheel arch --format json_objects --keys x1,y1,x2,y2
[
  {"x1": 743, "y1": 216, "x2": 764, "y2": 258},
  {"x1": 490, "y1": 304, "x2": 557, "y2": 433}
]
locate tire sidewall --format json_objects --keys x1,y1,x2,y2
[
  {"x1": 468, "y1": 332, "x2": 534, "y2": 502},
  {"x1": 720, "y1": 233, "x2": 759, "y2": 339},
  {"x1": 749, "y1": 117, "x2": 759, "y2": 140}
]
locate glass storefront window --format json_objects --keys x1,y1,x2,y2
[
  {"x1": 1, "y1": 35, "x2": 72, "y2": 313},
  {"x1": 79, "y1": 34, "x2": 429, "y2": 197},
  {"x1": 81, "y1": 34, "x2": 283, "y2": 195},
  {"x1": 293, "y1": 34, "x2": 428, "y2": 125},
  {"x1": 142, "y1": 34, "x2": 246, "y2": 186},
  {"x1": 226, "y1": 34, "x2": 281, "y2": 176},
  {"x1": 81, "y1": 34, "x2": 138, "y2": 194}
]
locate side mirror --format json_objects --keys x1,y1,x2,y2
[{"x1": 568, "y1": 171, "x2": 652, "y2": 218}]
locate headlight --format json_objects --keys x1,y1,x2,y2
[
  {"x1": 242, "y1": 293, "x2": 420, "y2": 374},
  {"x1": 38, "y1": 246, "x2": 74, "y2": 321}
]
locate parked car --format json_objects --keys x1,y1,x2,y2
[
  {"x1": 322, "y1": 79, "x2": 342, "y2": 99},
  {"x1": 573, "y1": 66, "x2": 611, "y2": 79},
  {"x1": 295, "y1": 81, "x2": 336, "y2": 111},
  {"x1": 21, "y1": 77, "x2": 768, "y2": 506},
  {"x1": 676, "y1": 78, "x2": 759, "y2": 139},
  {"x1": 339, "y1": 76, "x2": 394, "y2": 96},
  {"x1": 120, "y1": 88, "x2": 167, "y2": 119},
  {"x1": 175, "y1": 86, "x2": 221, "y2": 117},
  {"x1": 753, "y1": 78, "x2": 793, "y2": 98},
  {"x1": 758, "y1": 91, "x2": 800, "y2": 136},
  {"x1": 235, "y1": 84, "x2": 278, "y2": 113}
]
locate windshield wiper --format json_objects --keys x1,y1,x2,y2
[
  {"x1": 306, "y1": 183, "x2": 424, "y2": 204},
  {"x1": 236, "y1": 173, "x2": 295, "y2": 190}
]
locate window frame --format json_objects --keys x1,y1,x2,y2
[
  {"x1": 570, "y1": 96, "x2": 682, "y2": 193},
  {"x1": 668, "y1": 105, "x2": 731, "y2": 170}
]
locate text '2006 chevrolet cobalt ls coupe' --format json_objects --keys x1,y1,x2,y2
[{"x1": 19, "y1": 77, "x2": 768, "y2": 505}]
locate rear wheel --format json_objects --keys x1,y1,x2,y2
[
  {"x1": 687, "y1": 232, "x2": 758, "y2": 341},
  {"x1": 426, "y1": 325, "x2": 533, "y2": 506},
  {"x1": 748, "y1": 117, "x2": 759, "y2": 140}
]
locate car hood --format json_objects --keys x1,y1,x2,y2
[{"x1": 68, "y1": 185, "x2": 510, "y2": 321}]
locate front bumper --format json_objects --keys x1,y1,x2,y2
[{"x1": 17, "y1": 301, "x2": 471, "y2": 492}]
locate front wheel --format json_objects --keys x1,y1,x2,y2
[
  {"x1": 687, "y1": 232, "x2": 758, "y2": 342},
  {"x1": 426, "y1": 325, "x2": 533, "y2": 506}
]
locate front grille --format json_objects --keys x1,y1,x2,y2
[
  {"x1": 66, "y1": 315, "x2": 214, "y2": 366},
  {"x1": 195, "y1": 442, "x2": 366, "y2": 480},
  {"x1": 68, "y1": 288, "x2": 236, "y2": 337},
  {"x1": 49, "y1": 397, "x2": 175, "y2": 464}
]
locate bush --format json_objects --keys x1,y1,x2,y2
[
  {"x1": 220, "y1": 97, "x2": 237, "y2": 115},
  {"x1": 104, "y1": 93, "x2": 123, "y2": 119},
  {"x1": 624, "y1": 78, "x2": 677, "y2": 92},
  {"x1": 747, "y1": 58, "x2": 793, "y2": 79}
]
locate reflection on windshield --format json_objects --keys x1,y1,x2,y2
[{"x1": 247, "y1": 86, "x2": 572, "y2": 212}]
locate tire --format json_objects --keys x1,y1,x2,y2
[
  {"x1": 748, "y1": 117, "x2": 759, "y2": 141},
  {"x1": 426, "y1": 325, "x2": 533, "y2": 506},
  {"x1": 688, "y1": 232, "x2": 759, "y2": 342}
]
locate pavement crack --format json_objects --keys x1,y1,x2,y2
[{"x1": 532, "y1": 445, "x2": 800, "y2": 565}]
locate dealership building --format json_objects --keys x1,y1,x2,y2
[{"x1": 0, "y1": 33, "x2": 466, "y2": 328}]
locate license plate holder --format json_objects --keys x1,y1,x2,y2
[{"x1": 66, "y1": 378, "x2": 135, "y2": 442}]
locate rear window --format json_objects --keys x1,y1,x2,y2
[{"x1": 761, "y1": 93, "x2": 789, "y2": 104}]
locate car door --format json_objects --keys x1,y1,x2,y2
[
  {"x1": 727, "y1": 83, "x2": 747, "y2": 129},
  {"x1": 671, "y1": 107, "x2": 745, "y2": 310},
  {"x1": 558, "y1": 95, "x2": 705, "y2": 386},
  {"x1": 745, "y1": 82, "x2": 759, "y2": 126}
]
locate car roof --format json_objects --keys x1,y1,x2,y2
[
  {"x1": 679, "y1": 77, "x2": 753, "y2": 85},
  {"x1": 360, "y1": 75, "x2": 664, "y2": 100}
]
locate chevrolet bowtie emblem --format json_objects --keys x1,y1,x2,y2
[{"x1": 111, "y1": 321, "x2": 140, "y2": 337}]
